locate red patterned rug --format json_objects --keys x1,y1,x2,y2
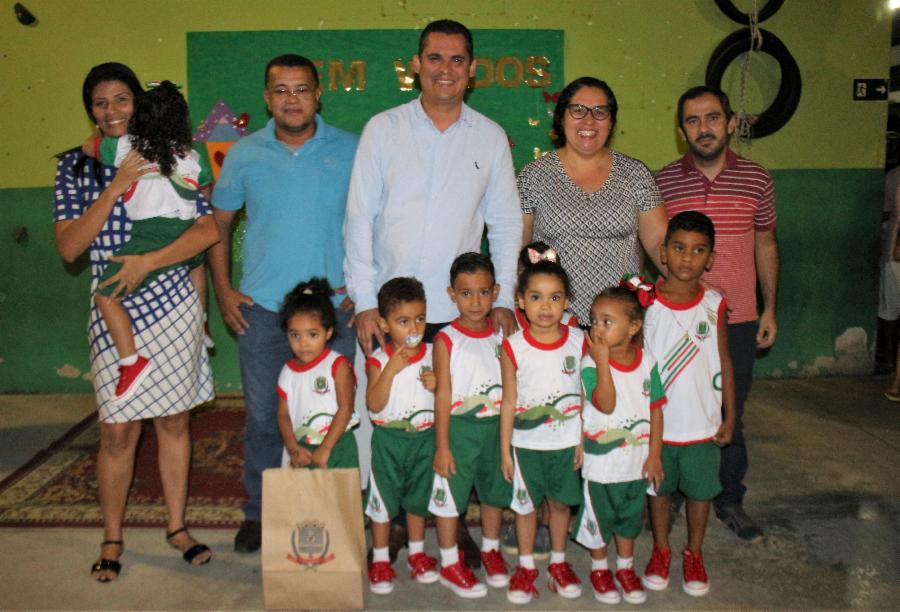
[{"x1": 0, "y1": 397, "x2": 246, "y2": 528}]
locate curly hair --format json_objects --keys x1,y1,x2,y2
[
  {"x1": 128, "y1": 81, "x2": 192, "y2": 177},
  {"x1": 280, "y1": 277, "x2": 336, "y2": 331}
]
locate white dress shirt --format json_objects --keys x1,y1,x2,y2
[{"x1": 343, "y1": 97, "x2": 522, "y2": 322}]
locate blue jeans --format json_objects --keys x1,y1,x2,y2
[
  {"x1": 716, "y1": 321, "x2": 757, "y2": 510},
  {"x1": 238, "y1": 303, "x2": 356, "y2": 520}
]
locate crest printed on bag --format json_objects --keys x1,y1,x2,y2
[{"x1": 287, "y1": 520, "x2": 335, "y2": 569}]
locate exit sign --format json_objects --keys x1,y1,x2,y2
[{"x1": 853, "y1": 79, "x2": 888, "y2": 101}]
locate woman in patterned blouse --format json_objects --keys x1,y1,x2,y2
[
  {"x1": 53, "y1": 63, "x2": 219, "y2": 582},
  {"x1": 518, "y1": 77, "x2": 668, "y2": 325}
]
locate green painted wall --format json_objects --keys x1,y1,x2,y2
[{"x1": 0, "y1": 1, "x2": 891, "y2": 391}]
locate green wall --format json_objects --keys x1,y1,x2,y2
[{"x1": 0, "y1": 1, "x2": 891, "y2": 392}]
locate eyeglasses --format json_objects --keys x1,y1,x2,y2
[
  {"x1": 269, "y1": 85, "x2": 315, "y2": 98},
  {"x1": 567, "y1": 104, "x2": 611, "y2": 121}
]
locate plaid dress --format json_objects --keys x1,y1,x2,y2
[{"x1": 54, "y1": 151, "x2": 214, "y2": 422}]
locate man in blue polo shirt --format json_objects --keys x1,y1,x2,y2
[{"x1": 209, "y1": 54, "x2": 358, "y2": 553}]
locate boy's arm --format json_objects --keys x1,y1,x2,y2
[
  {"x1": 499, "y1": 347, "x2": 518, "y2": 483},
  {"x1": 585, "y1": 333, "x2": 615, "y2": 412},
  {"x1": 715, "y1": 307, "x2": 736, "y2": 446},
  {"x1": 365, "y1": 348, "x2": 410, "y2": 413},
  {"x1": 432, "y1": 337, "x2": 456, "y2": 477}
]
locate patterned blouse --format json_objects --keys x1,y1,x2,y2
[
  {"x1": 517, "y1": 150, "x2": 663, "y2": 324},
  {"x1": 53, "y1": 151, "x2": 214, "y2": 422}
]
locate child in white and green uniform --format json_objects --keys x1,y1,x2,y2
[
  {"x1": 572, "y1": 282, "x2": 665, "y2": 605},
  {"x1": 275, "y1": 278, "x2": 359, "y2": 469},
  {"x1": 429, "y1": 253, "x2": 511, "y2": 598},
  {"x1": 364, "y1": 277, "x2": 439, "y2": 595},
  {"x1": 500, "y1": 254, "x2": 586, "y2": 605}
]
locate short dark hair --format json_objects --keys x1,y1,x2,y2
[
  {"x1": 280, "y1": 277, "x2": 336, "y2": 331},
  {"x1": 378, "y1": 277, "x2": 426, "y2": 318},
  {"x1": 82, "y1": 62, "x2": 143, "y2": 123},
  {"x1": 593, "y1": 286, "x2": 644, "y2": 323},
  {"x1": 265, "y1": 54, "x2": 319, "y2": 88},
  {"x1": 665, "y1": 211, "x2": 716, "y2": 249},
  {"x1": 450, "y1": 252, "x2": 495, "y2": 285},
  {"x1": 517, "y1": 259, "x2": 572, "y2": 299},
  {"x1": 418, "y1": 19, "x2": 473, "y2": 60},
  {"x1": 677, "y1": 85, "x2": 733, "y2": 127},
  {"x1": 552, "y1": 76, "x2": 618, "y2": 148}
]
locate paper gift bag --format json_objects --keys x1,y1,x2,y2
[{"x1": 262, "y1": 467, "x2": 367, "y2": 610}]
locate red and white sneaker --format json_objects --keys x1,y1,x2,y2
[
  {"x1": 407, "y1": 551, "x2": 439, "y2": 584},
  {"x1": 682, "y1": 549, "x2": 709, "y2": 597},
  {"x1": 590, "y1": 569, "x2": 622, "y2": 604},
  {"x1": 439, "y1": 559, "x2": 487, "y2": 598},
  {"x1": 642, "y1": 545, "x2": 671, "y2": 591},
  {"x1": 507, "y1": 566, "x2": 539, "y2": 604},
  {"x1": 113, "y1": 356, "x2": 152, "y2": 404},
  {"x1": 616, "y1": 567, "x2": 647, "y2": 604},
  {"x1": 368, "y1": 560, "x2": 396, "y2": 594},
  {"x1": 547, "y1": 561, "x2": 582, "y2": 598},
  {"x1": 481, "y1": 548, "x2": 510, "y2": 588}
]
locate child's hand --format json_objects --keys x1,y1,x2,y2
[
  {"x1": 501, "y1": 453, "x2": 514, "y2": 483},
  {"x1": 714, "y1": 418, "x2": 735, "y2": 447},
  {"x1": 82, "y1": 135, "x2": 98, "y2": 158},
  {"x1": 310, "y1": 446, "x2": 331, "y2": 469},
  {"x1": 289, "y1": 446, "x2": 312, "y2": 467},
  {"x1": 384, "y1": 344, "x2": 415, "y2": 373},
  {"x1": 420, "y1": 368, "x2": 436, "y2": 392},
  {"x1": 586, "y1": 329, "x2": 610, "y2": 365},
  {"x1": 642, "y1": 455, "x2": 665, "y2": 492},
  {"x1": 573, "y1": 443, "x2": 584, "y2": 470},
  {"x1": 433, "y1": 447, "x2": 456, "y2": 478}
]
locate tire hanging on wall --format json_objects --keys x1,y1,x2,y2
[
  {"x1": 705, "y1": 27, "x2": 801, "y2": 139},
  {"x1": 713, "y1": 0, "x2": 785, "y2": 24}
]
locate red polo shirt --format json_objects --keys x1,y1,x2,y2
[{"x1": 655, "y1": 149, "x2": 776, "y2": 324}]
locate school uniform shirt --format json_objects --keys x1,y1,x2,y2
[
  {"x1": 276, "y1": 349, "x2": 358, "y2": 465},
  {"x1": 643, "y1": 286, "x2": 727, "y2": 444},
  {"x1": 581, "y1": 347, "x2": 666, "y2": 483},
  {"x1": 434, "y1": 320, "x2": 503, "y2": 418},
  {"x1": 502, "y1": 325, "x2": 586, "y2": 450},
  {"x1": 366, "y1": 343, "x2": 435, "y2": 431}
]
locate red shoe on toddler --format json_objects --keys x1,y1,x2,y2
[{"x1": 113, "y1": 355, "x2": 152, "y2": 404}]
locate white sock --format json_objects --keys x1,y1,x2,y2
[
  {"x1": 408, "y1": 540, "x2": 424, "y2": 556},
  {"x1": 519, "y1": 554, "x2": 535, "y2": 569},
  {"x1": 482, "y1": 537, "x2": 500, "y2": 552},
  {"x1": 592, "y1": 558, "x2": 609, "y2": 571},
  {"x1": 617, "y1": 556, "x2": 633, "y2": 570},
  {"x1": 373, "y1": 546, "x2": 389, "y2": 563},
  {"x1": 550, "y1": 550, "x2": 566, "y2": 564},
  {"x1": 119, "y1": 354, "x2": 138, "y2": 366},
  {"x1": 440, "y1": 546, "x2": 459, "y2": 567}
]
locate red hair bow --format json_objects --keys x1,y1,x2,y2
[{"x1": 619, "y1": 274, "x2": 656, "y2": 308}]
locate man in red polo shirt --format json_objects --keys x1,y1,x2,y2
[{"x1": 655, "y1": 86, "x2": 779, "y2": 543}]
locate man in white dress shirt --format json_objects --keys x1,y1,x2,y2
[{"x1": 343, "y1": 18, "x2": 522, "y2": 354}]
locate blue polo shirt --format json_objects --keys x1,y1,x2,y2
[{"x1": 213, "y1": 115, "x2": 358, "y2": 311}]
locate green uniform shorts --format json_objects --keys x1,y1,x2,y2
[
  {"x1": 655, "y1": 441, "x2": 722, "y2": 501},
  {"x1": 365, "y1": 426, "x2": 434, "y2": 522},
  {"x1": 510, "y1": 446, "x2": 582, "y2": 514}
]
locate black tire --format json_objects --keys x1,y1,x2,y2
[
  {"x1": 705, "y1": 27, "x2": 801, "y2": 139},
  {"x1": 714, "y1": 0, "x2": 785, "y2": 24}
]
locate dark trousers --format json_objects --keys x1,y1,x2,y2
[{"x1": 716, "y1": 321, "x2": 758, "y2": 511}]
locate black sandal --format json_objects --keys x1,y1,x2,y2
[
  {"x1": 91, "y1": 540, "x2": 123, "y2": 582},
  {"x1": 166, "y1": 526, "x2": 212, "y2": 565}
]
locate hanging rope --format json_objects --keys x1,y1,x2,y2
[{"x1": 735, "y1": 0, "x2": 763, "y2": 147}]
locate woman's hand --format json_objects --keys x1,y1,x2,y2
[
  {"x1": 98, "y1": 253, "x2": 154, "y2": 299},
  {"x1": 108, "y1": 150, "x2": 152, "y2": 199}
]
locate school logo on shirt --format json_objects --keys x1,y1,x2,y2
[
  {"x1": 562, "y1": 355, "x2": 577, "y2": 375},
  {"x1": 287, "y1": 521, "x2": 335, "y2": 569},
  {"x1": 642, "y1": 378, "x2": 651, "y2": 398},
  {"x1": 313, "y1": 376, "x2": 330, "y2": 395},
  {"x1": 418, "y1": 365, "x2": 432, "y2": 380},
  {"x1": 695, "y1": 320, "x2": 710, "y2": 341},
  {"x1": 494, "y1": 344, "x2": 502, "y2": 360}
]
